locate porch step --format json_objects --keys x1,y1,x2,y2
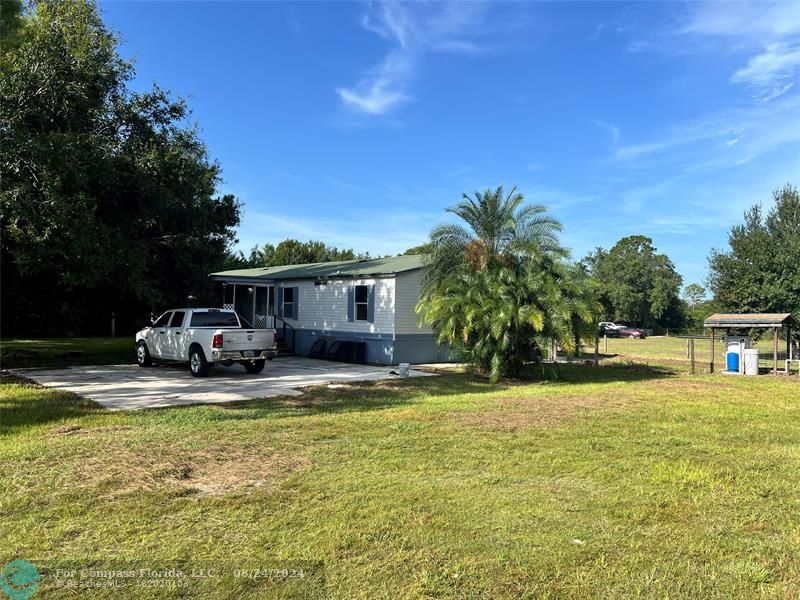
[{"x1": 275, "y1": 338, "x2": 294, "y2": 357}]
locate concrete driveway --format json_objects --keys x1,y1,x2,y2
[{"x1": 19, "y1": 357, "x2": 433, "y2": 410}]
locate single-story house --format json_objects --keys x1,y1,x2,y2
[{"x1": 209, "y1": 254, "x2": 449, "y2": 365}]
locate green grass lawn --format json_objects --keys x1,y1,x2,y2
[
  {"x1": 1, "y1": 337, "x2": 134, "y2": 369},
  {"x1": 2, "y1": 360, "x2": 799, "y2": 598}
]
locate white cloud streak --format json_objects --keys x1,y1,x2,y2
[
  {"x1": 679, "y1": 1, "x2": 800, "y2": 37},
  {"x1": 730, "y1": 43, "x2": 800, "y2": 99},
  {"x1": 612, "y1": 95, "x2": 800, "y2": 165},
  {"x1": 679, "y1": 2, "x2": 800, "y2": 101},
  {"x1": 336, "y1": 2, "x2": 487, "y2": 116},
  {"x1": 336, "y1": 51, "x2": 413, "y2": 115}
]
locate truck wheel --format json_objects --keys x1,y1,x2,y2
[
  {"x1": 189, "y1": 347, "x2": 210, "y2": 377},
  {"x1": 244, "y1": 360, "x2": 265, "y2": 374},
  {"x1": 136, "y1": 341, "x2": 153, "y2": 367}
]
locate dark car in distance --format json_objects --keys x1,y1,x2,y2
[
  {"x1": 617, "y1": 327, "x2": 646, "y2": 339},
  {"x1": 598, "y1": 321, "x2": 646, "y2": 339}
]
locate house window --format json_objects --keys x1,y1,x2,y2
[
  {"x1": 354, "y1": 285, "x2": 368, "y2": 321},
  {"x1": 283, "y1": 287, "x2": 294, "y2": 319}
]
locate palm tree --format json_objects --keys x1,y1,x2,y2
[
  {"x1": 425, "y1": 185, "x2": 566, "y2": 287},
  {"x1": 418, "y1": 186, "x2": 600, "y2": 382}
]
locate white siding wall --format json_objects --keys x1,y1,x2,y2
[
  {"x1": 278, "y1": 277, "x2": 395, "y2": 335},
  {"x1": 394, "y1": 269, "x2": 432, "y2": 335}
]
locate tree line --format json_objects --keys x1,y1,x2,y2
[
  {"x1": 0, "y1": 1, "x2": 375, "y2": 336},
  {"x1": 224, "y1": 239, "x2": 369, "y2": 270},
  {"x1": 1, "y1": 0, "x2": 240, "y2": 335}
]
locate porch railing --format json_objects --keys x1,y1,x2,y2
[
  {"x1": 274, "y1": 315, "x2": 296, "y2": 353},
  {"x1": 254, "y1": 314, "x2": 275, "y2": 329}
]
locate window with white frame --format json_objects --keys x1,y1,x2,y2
[
  {"x1": 354, "y1": 285, "x2": 368, "y2": 321},
  {"x1": 283, "y1": 287, "x2": 294, "y2": 319}
]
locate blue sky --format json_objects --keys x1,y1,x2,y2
[{"x1": 101, "y1": 1, "x2": 800, "y2": 288}]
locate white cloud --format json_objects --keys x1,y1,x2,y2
[
  {"x1": 336, "y1": 51, "x2": 413, "y2": 115},
  {"x1": 679, "y1": 1, "x2": 800, "y2": 37},
  {"x1": 614, "y1": 140, "x2": 673, "y2": 161},
  {"x1": 730, "y1": 43, "x2": 800, "y2": 99},
  {"x1": 337, "y1": 2, "x2": 487, "y2": 116},
  {"x1": 760, "y1": 81, "x2": 795, "y2": 103},
  {"x1": 361, "y1": 2, "x2": 414, "y2": 48},
  {"x1": 613, "y1": 127, "x2": 727, "y2": 161},
  {"x1": 677, "y1": 2, "x2": 800, "y2": 101},
  {"x1": 612, "y1": 95, "x2": 800, "y2": 165}
]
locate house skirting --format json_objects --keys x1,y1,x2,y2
[
  {"x1": 393, "y1": 334, "x2": 450, "y2": 364},
  {"x1": 291, "y1": 329, "x2": 449, "y2": 365}
]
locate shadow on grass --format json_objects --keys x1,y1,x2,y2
[
  {"x1": 1, "y1": 338, "x2": 135, "y2": 369},
  {"x1": 0, "y1": 361, "x2": 678, "y2": 431},
  {"x1": 1, "y1": 352, "x2": 135, "y2": 369},
  {"x1": 0, "y1": 376, "x2": 107, "y2": 435},
  {"x1": 218, "y1": 374, "x2": 496, "y2": 417},
  {"x1": 526, "y1": 361, "x2": 678, "y2": 384},
  {"x1": 218, "y1": 362, "x2": 677, "y2": 419}
]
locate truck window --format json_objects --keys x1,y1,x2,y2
[
  {"x1": 153, "y1": 312, "x2": 172, "y2": 327},
  {"x1": 189, "y1": 311, "x2": 240, "y2": 327},
  {"x1": 169, "y1": 311, "x2": 186, "y2": 328}
]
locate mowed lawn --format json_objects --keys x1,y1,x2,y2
[
  {"x1": 1, "y1": 337, "x2": 134, "y2": 368},
  {"x1": 2, "y1": 352, "x2": 800, "y2": 599}
]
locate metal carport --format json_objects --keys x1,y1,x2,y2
[{"x1": 703, "y1": 313, "x2": 796, "y2": 375}]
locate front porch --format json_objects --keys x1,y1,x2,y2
[
  {"x1": 219, "y1": 281, "x2": 275, "y2": 328},
  {"x1": 218, "y1": 280, "x2": 295, "y2": 353}
]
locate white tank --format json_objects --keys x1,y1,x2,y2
[
  {"x1": 725, "y1": 336, "x2": 751, "y2": 352},
  {"x1": 743, "y1": 349, "x2": 760, "y2": 376}
]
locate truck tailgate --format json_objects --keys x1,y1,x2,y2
[{"x1": 220, "y1": 329, "x2": 275, "y2": 352}]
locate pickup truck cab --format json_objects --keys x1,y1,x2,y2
[{"x1": 135, "y1": 308, "x2": 278, "y2": 377}]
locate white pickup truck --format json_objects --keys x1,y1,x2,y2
[{"x1": 135, "y1": 308, "x2": 278, "y2": 377}]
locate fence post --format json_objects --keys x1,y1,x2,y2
[
  {"x1": 690, "y1": 339, "x2": 695, "y2": 375},
  {"x1": 604, "y1": 335, "x2": 608, "y2": 353},
  {"x1": 710, "y1": 330, "x2": 715, "y2": 374},
  {"x1": 594, "y1": 334, "x2": 599, "y2": 367},
  {"x1": 774, "y1": 328, "x2": 779, "y2": 375}
]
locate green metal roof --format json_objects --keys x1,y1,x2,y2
[{"x1": 210, "y1": 254, "x2": 429, "y2": 281}]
